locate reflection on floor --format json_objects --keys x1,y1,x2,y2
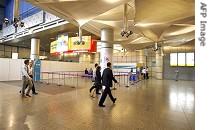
[{"x1": 0, "y1": 79, "x2": 194, "y2": 130}]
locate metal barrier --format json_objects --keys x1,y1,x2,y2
[
  {"x1": 41, "y1": 71, "x2": 92, "y2": 88},
  {"x1": 40, "y1": 71, "x2": 141, "y2": 88}
]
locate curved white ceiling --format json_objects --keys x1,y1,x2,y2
[{"x1": 27, "y1": 0, "x2": 195, "y2": 50}]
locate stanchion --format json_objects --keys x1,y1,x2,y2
[
  {"x1": 126, "y1": 74, "x2": 129, "y2": 87},
  {"x1": 47, "y1": 72, "x2": 49, "y2": 85},
  {"x1": 52, "y1": 72, "x2": 54, "y2": 85},
  {"x1": 77, "y1": 73, "x2": 78, "y2": 88},
  {"x1": 123, "y1": 74, "x2": 125, "y2": 85},
  {"x1": 63, "y1": 72, "x2": 66, "y2": 86},
  {"x1": 71, "y1": 72, "x2": 75, "y2": 88},
  {"x1": 118, "y1": 72, "x2": 120, "y2": 87},
  {"x1": 57, "y1": 72, "x2": 61, "y2": 86}
]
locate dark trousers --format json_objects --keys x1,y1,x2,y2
[
  {"x1": 99, "y1": 86, "x2": 115, "y2": 105},
  {"x1": 143, "y1": 73, "x2": 146, "y2": 79},
  {"x1": 90, "y1": 82, "x2": 101, "y2": 93},
  {"x1": 146, "y1": 73, "x2": 149, "y2": 79},
  {"x1": 26, "y1": 75, "x2": 36, "y2": 93}
]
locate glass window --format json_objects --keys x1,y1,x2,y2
[
  {"x1": 178, "y1": 53, "x2": 186, "y2": 66},
  {"x1": 170, "y1": 53, "x2": 177, "y2": 66},
  {"x1": 186, "y1": 53, "x2": 194, "y2": 66}
]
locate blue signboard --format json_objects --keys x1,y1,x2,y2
[{"x1": 34, "y1": 59, "x2": 41, "y2": 81}]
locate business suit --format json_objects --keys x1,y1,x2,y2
[
  {"x1": 99, "y1": 67, "x2": 117, "y2": 106},
  {"x1": 89, "y1": 67, "x2": 101, "y2": 94}
]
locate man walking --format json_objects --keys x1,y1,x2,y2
[
  {"x1": 90, "y1": 63, "x2": 101, "y2": 94},
  {"x1": 28, "y1": 60, "x2": 38, "y2": 95},
  {"x1": 98, "y1": 62, "x2": 118, "y2": 107},
  {"x1": 21, "y1": 59, "x2": 33, "y2": 98}
]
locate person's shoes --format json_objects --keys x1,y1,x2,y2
[
  {"x1": 22, "y1": 95, "x2": 27, "y2": 98},
  {"x1": 33, "y1": 92, "x2": 38, "y2": 95},
  {"x1": 96, "y1": 92, "x2": 101, "y2": 95},
  {"x1": 26, "y1": 94, "x2": 31, "y2": 97},
  {"x1": 113, "y1": 98, "x2": 117, "y2": 104},
  {"x1": 89, "y1": 88, "x2": 93, "y2": 93},
  {"x1": 98, "y1": 104, "x2": 105, "y2": 107}
]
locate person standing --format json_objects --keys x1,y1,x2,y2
[
  {"x1": 146, "y1": 66, "x2": 149, "y2": 79},
  {"x1": 175, "y1": 68, "x2": 179, "y2": 81},
  {"x1": 85, "y1": 68, "x2": 88, "y2": 74},
  {"x1": 89, "y1": 68, "x2": 93, "y2": 75},
  {"x1": 142, "y1": 67, "x2": 146, "y2": 80},
  {"x1": 21, "y1": 59, "x2": 33, "y2": 98},
  {"x1": 98, "y1": 62, "x2": 118, "y2": 107}
]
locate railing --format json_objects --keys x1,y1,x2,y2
[
  {"x1": 20, "y1": 7, "x2": 42, "y2": 20},
  {"x1": 38, "y1": 71, "x2": 141, "y2": 88},
  {"x1": 40, "y1": 71, "x2": 92, "y2": 88},
  {"x1": 0, "y1": 30, "x2": 2, "y2": 39},
  {"x1": 1, "y1": 8, "x2": 66, "y2": 41}
]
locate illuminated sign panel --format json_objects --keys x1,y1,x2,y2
[
  {"x1": 186, "y1": 53, "x2": 194, "y2": 66},
  {"x1": 170, "y1": 53, "x2": 177, "y2": 66},
  {"x1": 57, "y1": 34, "x2": 69, "y2": 52},
  {"x1": 69, "y1": 36, "x2": 91, "y2": 51},
  {"x1": 50, "y1": 35, "x2": 96, "y2": 54},
  {"x1": 50, "y1": 41, "x2": 57, "y2": 54}
]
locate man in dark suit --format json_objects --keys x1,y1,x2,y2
[{"x1": 99, "y1": 62, "x2": 118, "y2": 107}]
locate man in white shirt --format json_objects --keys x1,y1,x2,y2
[
  {"x1": 142, "y1": 68, "x2": 146, "y2": 80},
  {"x1": 21, "y1": 59, "x2": 33, "y2": 98}
]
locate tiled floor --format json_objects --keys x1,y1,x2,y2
[{"x1": 0, "y1": 79, "x2": 194, "y2": 130}]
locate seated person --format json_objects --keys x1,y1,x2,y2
[{"x1": 85, "y1": 68, "x2": 88, "y2": 74}]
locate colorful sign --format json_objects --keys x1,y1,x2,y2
[
  {"x1": 57, "y1": 34, "x2": 69, "y2": 52},
  {"x1": 34, "y1": 59, "x2": 41, "y2": 81},
  {"x1": 50, "y1": 41, "x2": 57, "y2": 54},
  {"x1": 69, "y1": 36, "x2": 91, "y2": 51},
  {"x1": 50, "y1": 35, "x2": 96, "y2": 54}
]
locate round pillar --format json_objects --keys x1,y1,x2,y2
[
  {"x1": 30, "y1": 38, "x2": 40, "y2": 60},
  {"x1": 155, "y1": 49, "x2": 163, "y2": 79},
  {"x1": 99, "y1": 28, "x2": 114, "y2": 71}
]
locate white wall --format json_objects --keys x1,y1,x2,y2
[
  {"x1": 0, "y1": 58, "x2": 94, "y2": 81},
  {"x1": 0, "y1": 58, "x2": 24, "y2": 81},
  {"x1": 41, "y1": 61, "x2": 94, "y2": 72}
]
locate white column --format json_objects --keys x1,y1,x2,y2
[
  {"x1": 99, "y1": 28, "x2": 114, "y2": 71},
  {"x1": 30, "y1": 38, "x2": 40, "y2": 60},
  {"x1": 155, "y1": 49, "x2": 163, "y2": 79}
]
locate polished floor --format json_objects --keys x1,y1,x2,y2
[{"x1": 0, "y1": 78, "x2": 194, "y2": 130}]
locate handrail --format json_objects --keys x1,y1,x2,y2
[
  {"x1": 40, "y1": 71, "x2": 140, "y2": 87},
  {"x1": 20, "y1": 7, "x2": 41, "y2": 20}
]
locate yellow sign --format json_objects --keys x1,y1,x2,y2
[
  {"x1": 69, "y1": 36, "x2": 91, "y2": 50},
  {"x1": 50, "y1": 41, "x2": 57, "y2": 53}
]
